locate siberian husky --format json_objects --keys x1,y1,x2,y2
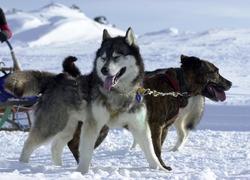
[
  {"x1": 76, "y1": 27, "x2": 165, "y2": 174},
  {"x1": 4, "y1": 28, "x2": 165, "y2": 174}
]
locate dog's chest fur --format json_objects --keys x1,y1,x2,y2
[{"x1": 91, "y1": 86, "x2": 147, "y2": 128}]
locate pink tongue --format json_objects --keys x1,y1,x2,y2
[
  {"x1": 104, "y1": 76, "x2": 115, "y2": 91},
  {"x1": 212, "y1": 86, "x2": 226, "y2": 101}
]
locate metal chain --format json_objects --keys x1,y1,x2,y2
[{"x1": 136, "y1": 87, "x2": 184, "y2": 97}]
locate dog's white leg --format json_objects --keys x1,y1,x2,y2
[
  {"x1": 51, "y1": 137, "x2": 64, "y2": 166},
  {"x1": 76, "y1": 102, "x2": 109, "y2": 174},
  {"x1": 171, "y1": 117, "x2": 186, "y2": 151},
  {"x1": 19, "y1": 136, "x2": 38, "y2": 163},
  {"x1": 19, "y1": 129, "x2": 51, "y2": 163},
  {"x1": 76, "y1": 118, "x2": 105, "y2": 174},
  {"x1": 131, "y1": 139, "x2": 140, "y2": 149},
  {"x1": 51, "y1": 119, "x2": 78, "y2": 166},
  {"x1": 128, "y1": 108, "x2": 164, "y2": 170},
  {"x1": 130, "y1": 123, "x2": 164, "y2": 170}
]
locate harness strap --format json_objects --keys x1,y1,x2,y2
[
  {"x1": 105, "y1": 101, "x2": 120, "y2": 118},
  {"x1": 164, "y1": 73, "x2": 181, "y2": 114},
  {"x1": 143, "y1": 68, "x2": 190, "y2": 115}
]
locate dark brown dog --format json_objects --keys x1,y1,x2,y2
[{"x1": 66, "y1": 55, "x2": 232, "y2": 170}]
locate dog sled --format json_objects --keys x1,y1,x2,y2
[{"x1": 0, "y1": 41, "x2": 37, "y2": 131}]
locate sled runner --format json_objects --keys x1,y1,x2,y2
[{"x1": 0, "y1": 41, "x2": 37, "y2": 131}]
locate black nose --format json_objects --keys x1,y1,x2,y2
[
  {"x1": 101, "y1": 66, "x2": 109, "y2": 75},
  {"x1": 227, "y1": 80, "x2": 232, "y2": 88}
]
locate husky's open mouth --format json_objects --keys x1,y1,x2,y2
[
  {"x1": 103, "y1": 67, "x2": 126, "y2": 91},
  {"x1": 204, "y1": 83, "x2": 226, "y2": 102}
]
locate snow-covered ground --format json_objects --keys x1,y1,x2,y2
[{"x1": 0, "y1": 2, "x2": 249, "y2": 180}]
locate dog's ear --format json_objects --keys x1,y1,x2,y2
[
  {"x1": 103, "y1": 29, "x2": 111, "y2": 40},
  {"x1": 180, "y1": 54, "x2": 190, "y2": 61},
  {"x1": 125, "y1": 27, "x2": 138, "y2": 47},
  {"x1": 181, "y1": 55, "x2": 203, "y2": 69}
]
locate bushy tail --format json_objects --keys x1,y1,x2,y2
[
  {"x1": 62, "y1": 56, "x2": 81, "y2": 77},
  {"x1": 4, "y1": 70, "x2": 55, "y2": 98}
]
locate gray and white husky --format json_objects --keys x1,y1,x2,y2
[
  {"x1": 76, "y1": 28, "x2": 164, "y2": 174},
  {"x1": 4, "y1": 28, "x2": 164, "y2": 174}
]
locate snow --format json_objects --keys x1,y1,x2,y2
[
  {"x1": 5, "y1": 3, "x2": 125, "y2": 47},
  {"x1": 3, "y1": 0, "x2": 250, "y2": 35},
  {"x1": 0, "y1": 1, "x2": 250, "y2": 180}
]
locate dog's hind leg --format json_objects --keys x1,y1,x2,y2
[
  {"x1": 94, "y1": 125, "x2": 110, "y2": 149},
  {"x1": 51, "y1": 119, "x2": 79, "y2": 166},
  {"x1": 150, "y1": 122, "x2": 172, "y2": 170},
  {"x1": 67, "y1": 121, "x2": 83, "y2": 164},
  {"x1": 19, "y1": 129, "x2": 52, "y2": 163},
  {"x1": 149, "y1": 123, "x2": 164, "y2": 166},
  {"x1": 161, "y1": 117, "x2": 176, "y2": 146}
]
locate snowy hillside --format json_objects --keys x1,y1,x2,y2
[
  {"x1": 0, "y1": 2, "x2": 249, "y2": 180},
  {"x1": 5, "y1": 3, "x2": 125, "y2": 47}
]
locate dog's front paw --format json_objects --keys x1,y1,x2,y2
[
  {"x1": 170, "y1": 148, "x2": 179, "y2": 152},
  {"x1": 149, "y1": 162, "x2": 164, "y2": 171},
  {"x1": 130, "y1": 140, "x2": 140, "y2": 149},
  {"x1": 163, "y1": 165, "x2": 172, "y2": 171},
  {"x1": 76, "y1": 166, "x2": 89, "y2": 175}
]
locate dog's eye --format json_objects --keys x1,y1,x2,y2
[
  {"x1": 114, "y1": 56, "x2": 120, "y2": 59},
  {"x1": 206, "y1": 71, "x2": 217, "y2": 79},
  {"x1": 112, "y1": 51, "x2": 122, "y2": 61},
  {"x1": 206, "y1": 73, "x2": 214, "y2": 78},
  {"x1": 214, "y1": 72, "x2": 220, "y2": 79},
  {"x1": 101, "y1": 57, "x2": 106, "y2": 62},
  {"x1": 113, "y1": 55, "x2": 121, "y2": 61}
]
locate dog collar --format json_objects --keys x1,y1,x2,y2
[{"x1": 174, "y1": 68, "x2": 190, "y2": 99}]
